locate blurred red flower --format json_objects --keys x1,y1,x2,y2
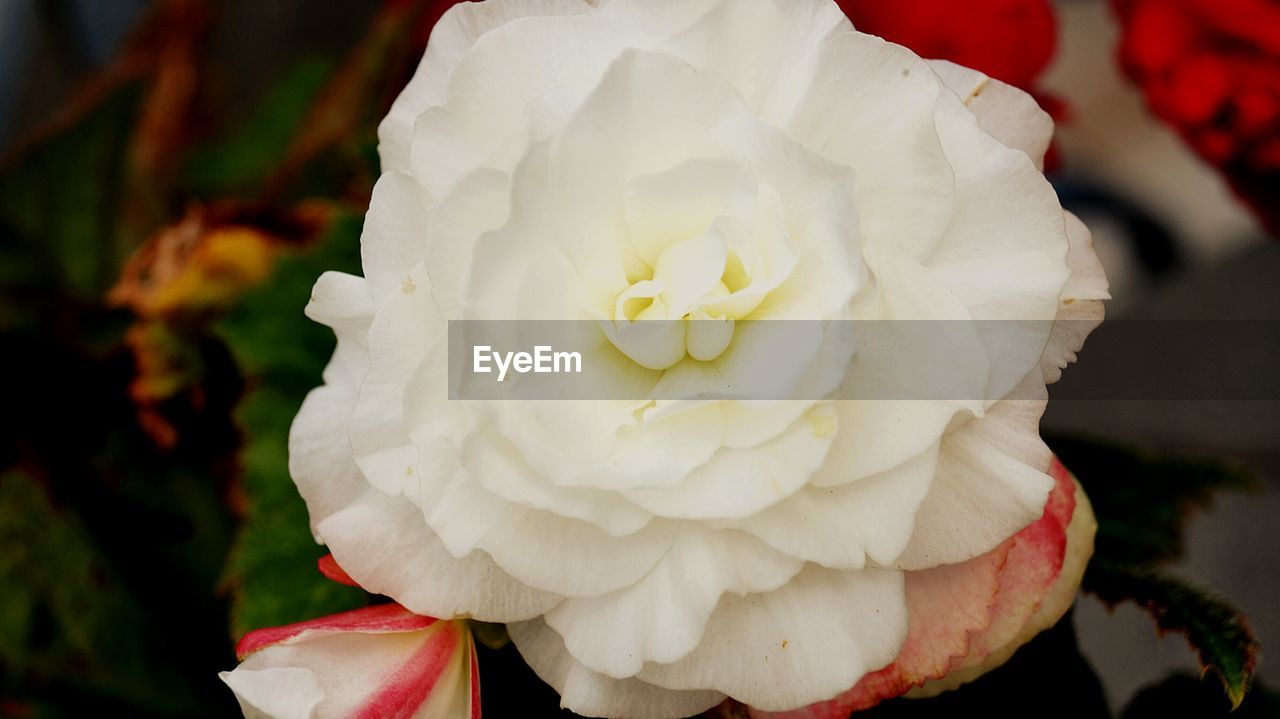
[{"x1": 1113, "y1": 0, "x2": 1280, "y2": 237}]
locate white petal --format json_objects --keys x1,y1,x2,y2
[
  {"x1": 622, "y1": 404, "x2": 836, "y2": 520},
  {"x1": 221, "y1": 667, "x2": 322, "y2": 719},
  {"x1": 303, "y1": 272, "x2": 375, "y2": 388},
  {"x1": 787, "y1": 31, "x2": 954, "y2": 261},
  {"x1": 317, "y1": 492, "x2": 560, "y2": 622},
  {"x1": 487, "y1": 400, "x2": 727, "y2": 491},
  {"x1": 290, "y1": 357, "x2": 557, "y2": 622},
  {"x1": 720, "y1": 440, "x2": 940, "y2": 569},
  {"x1": 661, "y1": 0, "x2": 851, "y2": 123},
  {"x1": 423, "y1": 168, "x2": 513, "y2": 318},
  {"x1": 378, "y1": 0, "x2": 595, "y2": 172},
  {"x1": 511, "y1": 618, "x2": 726, "y2": 719},
  {"x1": 463, "y1": 426, "x2": 655, "y2": 536},
  {"x1": 424, "y1": 472, "x2": 677, "y2": 598},
  {"x1": 408, "y1": 15, "x2": 644, "y2": 196},
  {"x1": 808, "y1": 400, "x2": 957, "y2": 486},
  {"x1": 1042, "y1": 211, "x2": 1109, "y2": 383},
  {"x1": 896, "y1": 388, "x2": 1055, "y2": 570},
  {"x1": 923, "y1": 99, "x2": 1069, "y2": 332},
  {"x1": 637, "y1": 565, "x2": 908, "y2": 711},
  {"x1": 361, "y1": 172, "x2": 434, "y2": 299},
  {"x1": 623, "y1": 157, "x2": 757, "y2": 269},
  {"x1": 349, "y1": 264, "x2": 444, "y2": 497},
  {"x1": 928, "y1": 59, "x2": 1055, "y2": 171},
  {"x1": 545, "y1": 525, "x2": 803, "y2": 677}
]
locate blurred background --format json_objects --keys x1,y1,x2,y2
[{"x1": 0, "y1": 0, "x2": 1277, "y2": 717}]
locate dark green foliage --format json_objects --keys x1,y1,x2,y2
[
  {"x1": 1050, "y1": 436, "x2": 1254, "y2": 566},
  {"x1": 1087, "y1": 562, "x2": 1259, "y2": 709},
  {"x1": 219, "y1": 212, "x2": 367, "y2": 638}
]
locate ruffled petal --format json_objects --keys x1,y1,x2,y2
[
  {"x1": 378, "y1": 0, "x2": 595, "y2": 172},
  {"x1": 756, "y1": 458, "x2": 1093, "y2": 718},
  {"x1": 511, "y1": 618, "x2": 726, "y2": 719},
  {"x1": 544, "y1": 525, "x2": 803, "y2": 677},
  {"x1": 928, "y1": 60, "x2": 1054, "y2": 171},
  {"x1": 895, "y1": 391, "x2": 1054, "y2": 570},
  {"x1": 637, "y1": 565, "x2": 907, "y2": 712}
]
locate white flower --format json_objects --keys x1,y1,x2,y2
[{"x1": 288, "y1": 0, "x2": 1108, "y2": 717}]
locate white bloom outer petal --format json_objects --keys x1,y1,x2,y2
[
  {"x1": 304, "y1": 271, "x2": 375, "y2": 387},
  {"x1": 895, "y1": 379, "x2": 1055, "y2": 570},
  {"x1": 422, "y1": 168, "x2": 513, "y2": 318},
  {"x1": 635, "y1": 564, "x2": 908, "y2": 712},
  {"x1": 360, "y1": 171, "x2": 434, "y2": 300},
  {"x1": 408, "y1": 15, "x2": 646, "y2": 197},
  {"x1": 716, "y1": 439, "x2": 940, "y2": 569},
  {"x1": 923, "y1": 92, "x2": 1070, "y2": 399},
  {"x1": 317, "y1": 491, "x2": 561, "y2": 622},
  {"x1": 462, "y1": 425, "x2": 655, "y2": 535},
  {"x1": 593, "y1": 0, "x2": 724, "y2": 36},
  {"x1": 377, "y1": 0, "x2": 595, "y2": 172},
  {"x1": 621, "y1": 404, "x2": 836, "y2": 520},
  {"x1": 660, "y1": 0, "x2": 851, "y2": 123},
  {"x1": 927, "y1": 59, "x2": 1055, "y2": 171},
  {"x1": 787, "y1": 31, "x2": 954, "y2": 262},
  {"x1": 289, "y1": 297, "x2": 559, "y2": 620},
  {"x1": 1041, "y1": 212, "x2": 1110, "y2": 384},
  {"x1": 510, "y1": 618, "x2": 726, "y2": 719},
  {"x1": 484, "y1": 400, "x2": 727, "y2": 491},
  {"x1": 546, "y1": 525, "x2": 803, "y2": 678},
  {"x1": 423, "y1": 469, "x2": 678, "y2": 598},
  {"x1": 809, "y1": 400, "x2": 957, "y2": 487},
  {"x1": 349, "y1": 264, "x2": 444, "y2": 498}
]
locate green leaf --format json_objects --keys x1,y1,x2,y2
[
  {"x1": 1048, "y1": 435, "x2": 1253, "y2": 565},
  {"x1": 183, "y1": 59, "x2": 333, "y2": 199},
  {"x1": 219, "y1": 211, "x2": 366, "y2": 638},
  {"x1": 0, "y1": 470, "x2": 183, "y2": 711},
  {"x1": 1123, "y1": 673, "x2": 1280, "y2": 719},
  {"x1": 0, "y1": 85, "x2": 143, "y2": 305},
  {"x1": 1085, "y1": 562, "x2": 1259, "y2": 709}
]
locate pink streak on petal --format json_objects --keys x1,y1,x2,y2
[
  {"x1": 754, "y1": 458, "x2": 1078, "y2": 719},
  {"x1": 318, "y1": 553, "x2": 360, "y2": 587},
  {"x1": 354, "y1": 621, "x2": 463, "y2": 719},
  {"x1": 236, "y1": 604, "x2": 437, "y2": 660},
  {"x1": 469, "y1": 635, "x2": 483, "y2": 719}
]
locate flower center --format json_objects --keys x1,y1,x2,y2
[{"x1": 604, "y1": 217, "x2": 778, "y2": 370}]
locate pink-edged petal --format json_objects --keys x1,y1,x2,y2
[
  {"x1": 223, "y1": 610, "x2": 479, "y2": 719},
  {"x1": 469, "y1": 636, "x2": 482, "y2": 719},
  {"x1": 317, "y1": 553, "x2": 359, "y2": 587},
  {"x1": 909, "y1": 459, "x2": 1095, "y2": 696},
  {"x1": 353, "y1": 620, "x2": 462, "y2": 719},
  {"x1": 236, "y1": 604, "x2": 437, "y2": 661},
  {"x1": 755, "y1": 458, "x2": 1094, "y2": 718}
]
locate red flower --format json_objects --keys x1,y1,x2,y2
[{"x1": 1114, "y1": 0, "x2": 1280, "y2": 237}]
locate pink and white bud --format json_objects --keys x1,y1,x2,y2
[{"x1": 220, "y1": 603, "x2": 480, "y2": 719}]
